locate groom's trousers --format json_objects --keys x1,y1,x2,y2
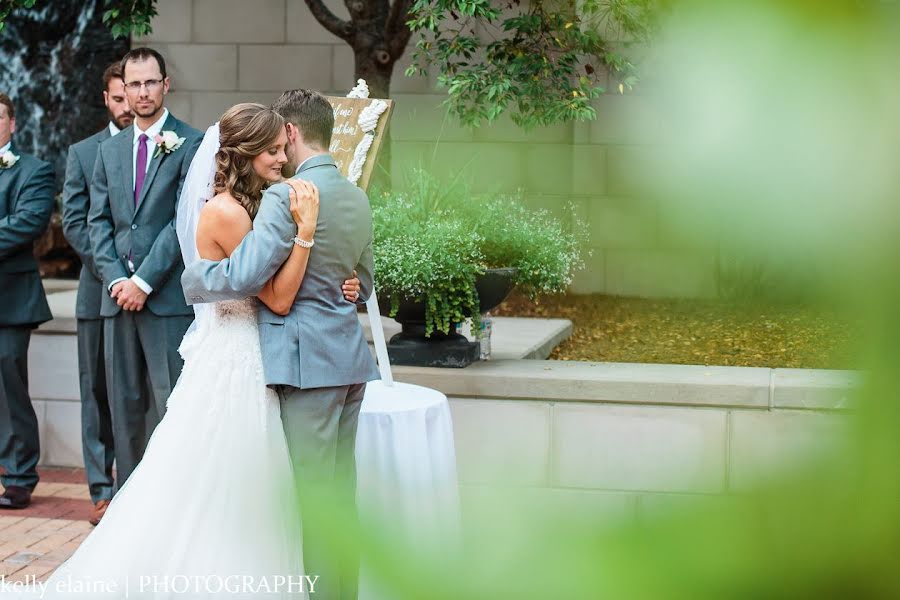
[{"x1": 278, "y1": 382, "x2": 366, "y2": 600}]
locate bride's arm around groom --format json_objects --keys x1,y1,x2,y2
[{"x1": 181, "y1": 181, "x2": 301, "y2": 303}]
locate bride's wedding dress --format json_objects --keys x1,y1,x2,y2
[{"x1": 8, "y1": 298, "x2": 307, "y2": 599}]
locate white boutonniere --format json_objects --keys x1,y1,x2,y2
[
  {"x1": 0, "y1": 150, "x2": 19, "y2": 169},
  {"x1": 152, "y1": 130, "x2": 186, "y2": 158}
]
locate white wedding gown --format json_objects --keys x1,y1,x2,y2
[{"x1": 6, "y1": 299, "x2": 307, "y2": 599}]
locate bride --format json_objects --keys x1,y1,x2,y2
[{"x1": 7, "y1": 104, "x2": 361, "y2": 598}]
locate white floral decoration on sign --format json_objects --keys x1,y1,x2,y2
[
  {"x1": 347, "y1": 79, "x2": 370, "y2": 99},
  {"x1": 346, "y1": 79, "x2": 388, "y2": 186}
]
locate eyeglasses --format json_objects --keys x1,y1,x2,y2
[{"x1": 124, "y1": 79, "x2": 164, "y2": 92}]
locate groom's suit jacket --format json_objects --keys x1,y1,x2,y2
[
  {"x1": 181, "y1": 154, "x2": 380, "y2": 390},
  {"x1": 0, "y1": 145, "x2": 54, "y2": 327},
  {"x1": 63, "y1": 127, "x2": 111, "y2": 320},
  {"x1": 88, "y1": 114, "x2": 202, "y2": 318}
]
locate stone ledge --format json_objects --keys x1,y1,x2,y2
[
  {"x1": 38, "y1": 286, "x2": 572, "y2": 361},
  {"x1": 771, "y1": 368, "x2": 861, "y2": 410},
  {"x1": 35, "y1": 283, "x2": 859, "y2": 412},
  {"x1": 391, "y1": 360, "x2": 851, "y2": 410}
]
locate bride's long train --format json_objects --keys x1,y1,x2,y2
[{"x1": 5, "y1": 300, "x2": 307, "y2": 599}]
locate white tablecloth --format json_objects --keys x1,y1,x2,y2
[{"x1": 356, "y1": 380, "x2": 461, "y2": 598}]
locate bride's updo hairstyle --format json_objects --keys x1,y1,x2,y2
[{"x1": 214, "y1": 102, "x2": 285, "y2": 219}]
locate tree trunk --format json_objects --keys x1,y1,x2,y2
[
  {"x1": 352, "y1": 45, "x2": 394, "y2": 99},
  {"x1": 305, "y1": 0, "x2": 414, "y2": 189}
]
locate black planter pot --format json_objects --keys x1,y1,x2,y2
[{"x1": 378, "y1": 267, "x2": 517, "y2": 368}]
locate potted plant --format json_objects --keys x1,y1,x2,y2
[{"x1": 373, "y1": 169, "x2": 585, "y2": 367}]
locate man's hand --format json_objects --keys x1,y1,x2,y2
[
  {"x1": 342, "y1": 270, "x2": 361, "y2": 303},
  {"x1": 112, "y1": 279, "x2": 148, "y2": 311}
]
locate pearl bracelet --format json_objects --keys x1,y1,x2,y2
[{"x1": 293, "y1": 235, "x2": 315, "y2": 248}]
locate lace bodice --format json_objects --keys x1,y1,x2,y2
[{"x1": 214, "y1": 298, "x2": 257, "y2": 321}]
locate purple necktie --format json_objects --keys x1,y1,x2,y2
[{"x1": 134, "y1": 133, "x2": 149, "y2": 206}]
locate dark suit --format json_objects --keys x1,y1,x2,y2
[
  {"x1": 0, "y1": 145, "x2": 54, "y2": 491},
  {"x1": 62, "y1": 126, "x2": 115, "y2": 503},
  {"x1": 88, "y1": 113, "x2": 201, "y2": 484}
]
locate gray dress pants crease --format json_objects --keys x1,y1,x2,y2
[
  {"x1": 0, "y1": 326, "x2": 40, "y2": 490},
  {"x1": 104, "y1": 309, "x2": 192, "y2": 486},
  {"x1": 278, "y1": 382, "x2": 366, "y2": 600},
  {"x1": 76, "y1": 318, "x2": 115, "y2": 502}
]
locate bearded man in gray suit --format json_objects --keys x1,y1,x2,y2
[
  {"x1": 0, "y1": 92, "x2": 54, "y2": 510},
  {"x1": 88, "y1": 48, "x2": 201, "y2": 486},
  {"x1": 181, "y1": 90, "x2": 379, "y2": 600},
  {"x1": 62, "y1": 61, "x2": 133, "y2": 525}
]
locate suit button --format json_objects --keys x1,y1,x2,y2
[{"x1": 131, "y1": 224, "x2": 138, "y2": 230}]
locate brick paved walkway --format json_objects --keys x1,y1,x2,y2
[{"x1": 0, "y1": 468, "x2": 94, "y2": 583}]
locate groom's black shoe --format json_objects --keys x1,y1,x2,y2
[{"x1": 0, "y1": 485, "x2": 32, "y2": 509}]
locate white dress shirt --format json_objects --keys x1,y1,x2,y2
[
  {"x1": 108, "y1": 108, "x2": 170, "y2": 296},
  {"x1": 108, "y1": 121, "x2": 121, "y2": 137},
  {"x1": 293, "y1": 154, "x2": 317, "y2": 175},
  {"x1": 0, "y1": 141, "x2": 10, "y2": 155}
]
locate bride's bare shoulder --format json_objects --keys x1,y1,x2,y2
[{"x1": 200, "y1": 193, "x2": 251, "y2": 227}]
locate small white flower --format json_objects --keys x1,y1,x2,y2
[
  {"x1": 153, "y1": 130, "x2": 186, "y2": 158},
  {"x1": 0, "y1": 150, "x2": 19, "y2": 169}
]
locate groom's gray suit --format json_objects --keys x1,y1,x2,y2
[
  {"x1": 181, "y1": 153, "x2": 378, "y2": 600},
  {"x1": 88, "y1": 112, "x2": 202, "y2": 485}
]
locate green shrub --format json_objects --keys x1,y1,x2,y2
[{"x1": 372, "y1": 169, "x2": 586, "y2": 336}]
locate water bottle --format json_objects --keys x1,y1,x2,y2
[{"x1": 477, "y1": 313, "x2": 493, "y2": 360}]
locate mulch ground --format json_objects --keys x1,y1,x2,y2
[{"x1": 493, "y1": 293, "x2": 859, "y2": 369}]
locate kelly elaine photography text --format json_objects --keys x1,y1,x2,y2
[{"x1": 0, "y1": 574, "x2": 320, "y2": 597}]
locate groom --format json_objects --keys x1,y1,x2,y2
[{"x1": 181, "y1": 89, "x2": 378, "y2": 600}]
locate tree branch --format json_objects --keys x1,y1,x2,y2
[
  {"x1": 305, "y1": 0, "x2": 353, "y2": 41},
  {"x1": 385, "y1": 0, "x2": 414, "y2": 55}
]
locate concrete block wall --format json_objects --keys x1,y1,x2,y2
[
  {"x1": 29, "y1": 325, "x2": 857, "y2": 526},
  {"x1": 440, "y1": 368, "x2": 855, "y2": 526},
  {"x1": 135, "y1": 0, "x2": 719, "y2": 298}
]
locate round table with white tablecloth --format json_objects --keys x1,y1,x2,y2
[
  {"x1": 354, "y1": 295, "x2": 462, "y2": 600},
  {"x1": 356, "y1": 380, "x2": 461, "y2": 542}
]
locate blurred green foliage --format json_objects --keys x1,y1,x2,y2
[
  {"x1": 407, "y1": 0, "x2": 661, "y2": 128},
  {"x1": 355, "y1": 1, "x2": 900, "y2": 598}
]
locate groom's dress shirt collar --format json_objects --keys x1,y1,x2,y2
[
  {"x1": 0, "y1": 141, "x2": 10, "y2": 155},
  {"x1": 132, "y1": 107, "x2": 169, "y2": 190},
  {"x1": 108, "y1": 122, "x2": 121, "y2": 137},
  {"x1": 294, "y1": 153, "x2": 334, "y2": 176},
  {"x1": 294, "y1": 156, "x2": 315, "y2": 175}
]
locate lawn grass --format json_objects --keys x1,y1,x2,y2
[{"x1": 493, "y1": 293, "x2": 859, "y2": 369}]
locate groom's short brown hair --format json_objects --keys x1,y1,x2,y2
[{"x1": 271, "y1": 89, "x2": 334, "y2": 150}]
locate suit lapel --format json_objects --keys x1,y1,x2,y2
[
  {"x1": 116, "y1": 126, "x2": 135, "y2": 215},
  {"x1": 136, "y1": 113, "x2": 178, "y2": 211}
]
